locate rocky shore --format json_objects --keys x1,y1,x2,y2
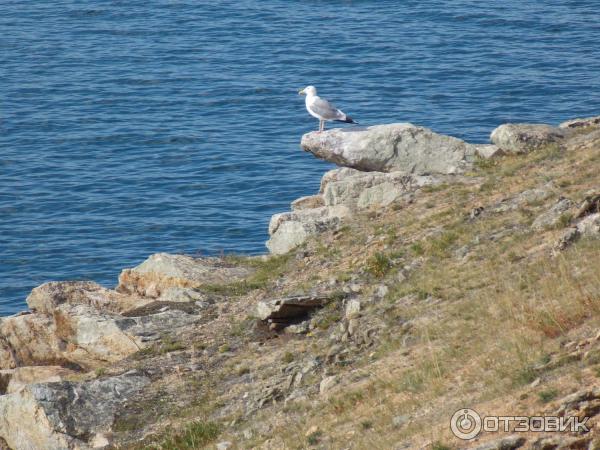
[{"x1": 1, "y1": 115, "x2": 600, "y2": 449}]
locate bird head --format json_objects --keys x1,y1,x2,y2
[{"x1": 298, "y1": 86, "x2": 317, "y2": 96}]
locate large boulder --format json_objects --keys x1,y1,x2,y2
[
  {"x1": 0, "y1": 371, "x2": 149, "y2": 450},
  {"x1": 117, "y1": 253, "x2": 253, "y2": 297},
  {"x1": 26, "y1": 281, "x2": 152, "y2": 315},
  {"x1": 301, "y1": 124, "x2": 481, "y2": 174},
  {"x1": 0, "y1": 304, "x2": 201, "y2": 371},
  {"x1": 490, "y1": 123, "x2": 568, "y2": 154},
  {"x1": 265, "y1": 168, "x2": 448, "y2": 254},
  {"x1": 266, "y1": 205, "x2": 350, "y2": 255}
]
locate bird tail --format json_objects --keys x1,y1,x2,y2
[{"x1": 336, "y1": 115, "x2": 358, "y2": 124}]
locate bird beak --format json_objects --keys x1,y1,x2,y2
[{"x1": 298, "y1": 89, "x2": 305, "y2": 96}]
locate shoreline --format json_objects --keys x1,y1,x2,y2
[{"x1": 0, "y1": 115, "x2": 599, "y2": 449}]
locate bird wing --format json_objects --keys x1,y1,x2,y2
[{"x1": 309, "y1": 97, "x2": 346, "y2": 120}]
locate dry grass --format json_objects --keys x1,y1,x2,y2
[
  {"x1": 237, "y1": 131, "x2": 600, "y2": 449},
  {"x1": 122, "y1": 129, "x2": 600, "y2": 450}
]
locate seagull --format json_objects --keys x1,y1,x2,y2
[{"x1": 298, "y1": 86, "x2": 358, "y2": 132}]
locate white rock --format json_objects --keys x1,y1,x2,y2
[
  {"x1": 559, "y1": 115, "x2": 600, "y2": 129},
  {"x1": 490, "y1": 123, "x2": 568, "y2": 154},
  {"x1": 302, "y1": 123, "x2": 478, "y2": 174},
  {"x1": 577, "y1": 213, "x2": 600, "y2": 236},
  {"x1": 345, "y1": 299, "x2": 361, "y2": 319},
  {"x1": 265, "y1": 206, "x2": 350, "y2": 254},
  {"x1": 319, "y1": 375, "x2": 339, "y2": 395}
]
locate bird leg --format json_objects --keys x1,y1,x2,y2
[{"x1": 319, "y1": 120, "x2": 325, "y2": 132}]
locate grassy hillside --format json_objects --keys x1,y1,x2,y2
[{"x1": 121, "y1": 126, "x2": 600, "y2": 449}]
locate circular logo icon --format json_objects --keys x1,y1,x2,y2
[{"x1": 450, "y1": 408, "x2": 482, "y2": 440}]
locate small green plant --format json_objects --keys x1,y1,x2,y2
[
  {"x1": 218, "y1": 343, "x2": 231, "y2": 353},
  {"x1": 474, "y1": 156, "x2": 497, "y2": 171},
  {"x1": 432, "y1": 442, "x2": 452, "y2": 450},
  {"x1": 366, "y1": 252, "x2": 393, "y2": 278},
  {"x1": 428, "y1": 231, "x2": 459, "y2": 257},
  {"x1": 201, "y1": 253, "x2": 293, "y2": 296},
  {"x1": 538, "y1": 388, "x2": 559, "y2": 404},
  {"x1": 360, "y1": 420, "x2": 373, "y2": 430},
  {"x1": 512, "y1": 365, "x2": 537, "y2": 387},
  {"x1": 555, "y1": 212, "x2": 573, "y2": 229},
  {"x1": 161, "y1": 339, "x2": 186, "y2": 354},
  {"x1": 156, "y1": 420, "x2": 221, "y2": 449},
  {"x1": 95, "y1": 367, "x2": 106, "y2": 377},
  {"x1": 306, "y1": 430, "x2": 322, "y2": 446},
  {"x1": 237, "y1": 366, "x2": 250, "y2": 376},
  {"x1": 410, "y1": 242, "x2": 425, "y2": 256}
]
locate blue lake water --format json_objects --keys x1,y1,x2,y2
[{"x1": 2, "y1": 1, "x2": 600, "y2": 315}]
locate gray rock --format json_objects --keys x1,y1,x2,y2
[
  {"x1": 301, "y1": 123, "x2": 477, "y2": 174},
  {"x1": 376, "y1": 284, "x2": 389, "y2": 299},
  {"x1": 118, "y1": 253, "x2": 253, "y2": 297},
  {"x1": 559, "y1": 115, "x2": 600, "y2": 129},
  {"x1": 0, "y1": 371, "x2": 149, "y2": 450},
  {"x1": 577, "y1": 212, "x2": 600, "y2": 236},
  {"x1": 531, "y1": 198, "x2": 574, "y2": 231},
  {"x1": 490, "y1": 123, "x2": 568, "y2": 154},
  {"x1": 265, "y1": 205, "x2": 350, "y2": 254},
  {"x1": 345, "y1": 299, "x2": 361, "y2": 319},
  {"x1": 492, "y1": 184, "x2": 556, "y2": 213},
  {"x1": 347, "y1": 318, "x2": 359, "y2": 337},
  {"x1": 320, "y1": 168, "x2": 441, "y2": 209},
  {"x1": 392, "y1": 415, "x2": 410, "y2": 428},
  {"x1": 319, "y1": 375, "x2": 339, "y2": 395},
  {"x1": 556, "y1": 213, "x2": 600, "y2": 252},
  {"x1": 216, "y1": 442, "x2": 232, "y2": 450}
]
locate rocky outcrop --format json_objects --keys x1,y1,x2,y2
[
  {"x1": 554, "y1": 194, "x2": 600, "y2": 250},
  {"x1": 490, "y1": 123, "x2": 569, "y2": 154},
  {"x1": 301, "y1": 123, "x2": 487, "y2": 174},
  {"x1": 0, "y1": 371, "x2": 149, "y2": 450},
  {"x1": 0, "y1": 251, "x2": 257, "y2": 447},
  {"x1": 0, "y1": 303, "x2": 201, "y2": 371},
  {"x1": 559, "y1": 115, "x2": 600, "y2": 129},
  {"x1": 266, "y1": 168, "x2": 451, "y2": 254},
  {"x1": 268, "y1": 123, "x2": 510, "y2": 254},
  {"x1": 117, "y1": 253, "x2": 253, "y2": 297},
  {"x1": 531, "y1": 197, "x2": 574, "y2": 231}
]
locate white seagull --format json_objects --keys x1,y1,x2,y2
[{"x1": 299, "y1": 86, "x2": 358, "y2": 132}]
